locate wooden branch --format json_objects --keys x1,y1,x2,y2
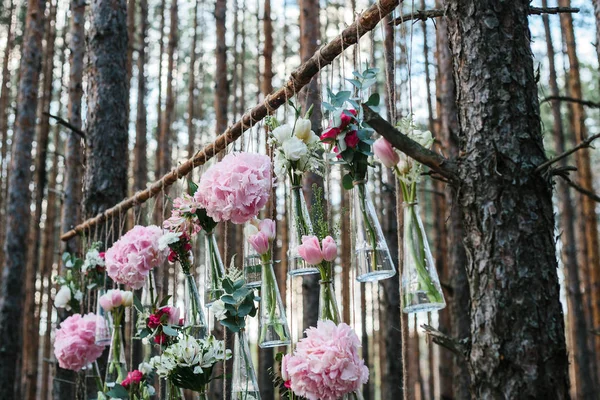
[
  {"x1": 535, "y1": 133, "x2": 600, "y2": 173},
  {"x1": 392, "y1": 6, "x2": 579, "y2": 25},
  {"x1": 60, "y1": 0, "x2": 403, "y2": 241},
  {"x1": 560, "y1": 176, "x2": 600, "y2": 203},
  {"x1": 361, "y1": 104, "x2": 459, "y2": 182},
  {"x1": 540, "y1": 95, "x2": 600, "y2": 109},
  {"x1": 421, "y1": 324, "x2": 468, "y2": 359},
  {"x1": 44, "y1": 112, "x2": 86, "y2": 139}
]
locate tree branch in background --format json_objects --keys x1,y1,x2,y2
[
  {"x1": 361, "y1": 104, "x2": 459, "y2": 182},
  {"x1": 541, "y1": 95, "x2": 600, "y2": 109},
  {"x1": 392, "y1": 6, "x2": 579, "y2": 25},
  {"x1": 559, "y1": 176, "x2": 600, "y2": 203},
  {"x1": 535, "y1": 132, "x2": 600, "y2": 173},
  {"x1": 44, "y1": 112, "x2": 86, "y2": 139},
  {"x1": 421, "y1": 324, "x2": 468, "y2": 359}
]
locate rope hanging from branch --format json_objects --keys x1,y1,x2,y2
[{"x1": 60, "y1": 0, "x2": 403, "y2": 242}]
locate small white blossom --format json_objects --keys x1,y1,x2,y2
[
  {"x1": 210, "y1": 300, "x2": 228, "y2": 321},
  {"x1": 138, "y1": 362, "x2": 153, "y2": 375},
  {"x1": 55, "y1": 286, "x2": 72, "y2": 310},
  {"x1": 272, "y1": 124, "x2": 293, "y2": 144},
  {"x1": 82, "y1": 249, "x2": 105, "y2": 274},
  {"x1": 73, "y1": 290, "x2": 83, "y2": 302},
  {"x1": 158, "y1": 231, "x2": 182, "y2": 251},
  {"x1": 273, "y1": 151, "x2": 289, "y2": 178},
  {"x1": 294, "y1": 118, "x2": 312, "y2": 143},
  {"x1": 281, "y1": 136, "x2": 308, "y2": 161}
]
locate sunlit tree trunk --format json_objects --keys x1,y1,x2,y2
[
  {"x1": 447, "y1": 0, "x2": 570, "y2": 396},
  {"x1": 134, "y1": 0, "x2": 149, "y2": 196},
  {"x1": 154, "y1": 0, "x2": 166, "y2": 182},
  {"x1": 0, "y1": 0, "x2": 46, "y2": 396},
  {"x1": 187, "y1": 0, "x2": 199, "y2": 160}
]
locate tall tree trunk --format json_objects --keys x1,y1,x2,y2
[
  {"x1": 262, "y1": 0, "x2": 273, "y2": 96},
  {"x1": 446, "y1": 1, "x2": 570, "y2": 397},
  {"x1": 154, "y1": 0, "x2": 165, "y2": 181},
  {"x1": 134, "y1": 0, "x2": 148, "y2": 195},
  {"x1": 558, "y1": 0, "x2": 600, "y2": 379},
  {"x1": 187, "y1": 0, "x2": 199, "y2": 159},
  {"x1": 0, "y1": 0, "x2": 15, "y2": 270},
  {"x1": 542, "y1": 2, "x2": 595, "y2": 398},
  {"x1": 126, "y1": 0, "x2": 136, "y2": 126},
  {"x1": 21, "y1": 2, "x2": 57, "y2": 398},
  {"x1": 593, "y1": 0, "x2": 600, "y2": 67},
  {"x1": 214, "y1": 0, "x2": 228, "y2": 137},
  {"x1": 159, "y1": 0, "x2": 177, "y2": 177},
  {"x1": 434, "y1": 3, "x2": 470, "y2": 399},
  {"x1": 0, "y1": 0, "x2": 46, "y2": 396}
]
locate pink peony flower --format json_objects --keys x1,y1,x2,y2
[
  {"x1": 195, "y1": 152, "x2": 272, "y2": 224},
  {"x1": 282, "y1": 320, "x2": 369, "y2": 400},
  {"x1": 320, "y1": 127, "x2": 340, "y2": 143},
  {"x1": 321, "y1": 236, "x2": 337, "y2": 262},
  {"x1": 259, "y1": 218, "x2": 276, "y2": 240},
  {"x1": 344, "y1": 130, "x2": 359, "y2": 148},
  {"x1": 105, "y1": 225, "x2": 168, "y2": 289},
  {"x1": 373, "y1": 137, "x2": 400, "y2": 168},
  {"x1": 248, "y1": 231, "x2": 270, "y2": 255},
  {"x1": 297, "y1": 235, "x2": 324, "y2": 265},
  {"x1": 53, "y1": 313, "x2": 106, "y2": 371}
]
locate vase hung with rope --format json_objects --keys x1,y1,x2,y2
[
  {"x1": 351, "y1": 180, "x2": 396, "y2": 282},
  {"x1": 94, "y1": 287, "x2": 112, "y2": 345},
  {"x1": 243, "y1": 221, "x2": 262, "y2": 288},
  {"x1": 259, "y1": 260, "x2": 291, "y2": 348},
  {"x1": 105, "y1": 320, "x2": 127, "y2": 389},
  {"x1": 204, "y1": 230, "x2": 226, "y2": 306},
  {"x1": 231, "y1": 329, "x2": 262, "y2": 400},
  {"x1": 184, "y1": 272, "x2": 207, "y2": 339},
  {"x1": 287, "y1": 185, "x2": 319, "y2": 276}
]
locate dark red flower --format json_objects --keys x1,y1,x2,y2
[
  {"x1": 168, "y1": 250, "x2": 178, "y2": 263},
  {"x1": 344, "y1": 130, "x2": 359, "y2": 148},
  {"x1": 127, "y1": 370, "x2": 143, "y2": 384},
  {"x1": 320, "y1": 127, "x2": 341, "y2": 143},
  {"x1": 333, "y1": 146, "x2": 342, "y2": 159},
  {"x1": 154, "y1": 332, "x2": 167, "y2": 344},
  {"x1": 284, "y1": 380, "x2": 292, "y2": 389},
  {"x1": 340, "y1": 109, "x2": 357, "y2": 129},
  {"x1": 148, "y1": 314, "x2": 161, "y2": 329}
]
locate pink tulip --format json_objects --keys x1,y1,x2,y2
[
  {"x1": 321, "y1": 236, "x2": 337, "y2": 262},
  {"x1": 297, "y1": 235, "x2": 324, "y2": 265},
  {"x1": 259, "y1": 219, "x2": 276, "y2": 240},
  {"x1": 98, "y1": 293, "x2": 114, "y2": 312},
  {"x1": 110, "y1": 290, "x2": 123, "y2": 307},
  {"x1": 248, "y1": 231, "x2": 270, "y2": 255},
  {"x1": 373, "y1": 137, "x2": 400, "y2": 168}
]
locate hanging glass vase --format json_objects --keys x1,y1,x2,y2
[
  {"x1": 231, "y1": 329, "x2": 262, "y2": 400},
  {"x1": 318, "y1": 279, "x2": 341, "y2": 324},
  {"x1": 184, "y1": 273, "x2": 207, "y2": 339},
  {"x1": 94, "y1": 288, "x2": 112, "y2": 345},
  {"x1": 287, "y1": 185, "x2": 319, "y2": 276},
  {"x1": 204, "y1": 230, "x2": 225, "y2": 306},
  {"x1": 401, "y1": 202, "x2": 446, "y2": 313},
  {"x1": 141, "y1": 270, "x2": 157, "y2": 310},
  {"x1": 165, "y1": 380, "x2": 185, "y2": 400},
  {"x1": 105, "y1": 322, "x2": 127, "y2": 389},
  {"x1": 259, "y1": 261, "x2": 291, "y2": 348},
  {"x1": 243, "y1": 222, "x2": 262, "y2": 288},
  {"x1": 351, "y1": 181, "x2": 396, "y2": 282}
]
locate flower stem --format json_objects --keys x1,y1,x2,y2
[{"x1": 357, "y1": 183, "x2": 378, "y2": 273}]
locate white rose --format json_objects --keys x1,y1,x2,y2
[
  {"x1": 281, "y1": 136, "x2": 308, "y2": 161},
  {"x1": 55, "y1": 286, "x2": 71, "y2": 309},
  {"x1": 271, "y1": 124, "x2": 293, "y2": 144},
  {"x1": 122, "y1": 291, "x2": 134, "y2": 307},
  {"x1": 210, "y1": 300, "x2": 228, "y2": 321},
  {"x1": 294, "y1": 118, "x2": 312, "y2": 143}
]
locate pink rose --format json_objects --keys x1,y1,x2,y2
[
  {"x1": 321, "y1": 236, "x2": 337, "y2": 262},
  {"x1": 127, "y1": 370, "x2": 143, "y2": 385},
  {"x1": 340, "y1": 109, "x2": 357, "y2": 129},
  {"x1": 259, "y1": 219, "x2": 276, "y2": 240},
  {"x1": 320, "y1": 127, "x2": 341, "y2": 143},
  {"x1": 148, "y1": 313, "x2": 161, "y2": 329},
  {"x1": 297, "y1": 235, "x2": 323, "y2": 265},
  {"x1": 344, "y1": 130, "x2": 359, "y2": 149},
  {"x1": 248, "y1": 231, "x2": 270, "y2": 255},
  {"x1": 373, "y1": 137, "x2": 399, "y2": 168}
]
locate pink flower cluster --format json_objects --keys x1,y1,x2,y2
[
  {"x1": 297, "y1": 235, "x2": 337, "y2": 265},
  {"x1": 195, "y1": 152, "x2": 272, "y2": 224},
  {"x1": 99, "y1": 289, "x2": 133, "y2": 312},
  {"x1": 247, "y1": 219, "x2": 276, "y2": 255},
  {"x1": 105, "y1": 225, "x2": 168, "y2": 289},
  {"x1": 163, "y1": 193, "x2": 202, "y2": 236},
  {"x1": 53, "y1": 313, "x2": 106, "y2": 371},
  {"x1": 147, "y1": 306, "x2": 181, "y2": 344},
  {"x1": 121, "y1": 370, "x2": 144, "y2": 388},
  {"x1": 282, "y1": 320, "x2": 369, "y2": 400}
]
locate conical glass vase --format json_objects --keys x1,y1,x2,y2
[
  {"x1": 105, "y1": 324, "x2": 127, "y2": 389},
  {"x1": 351, "y1": 182, "x2": 396, "y2": 282},
  {"x1": 204, "y1": 231, "x2": 225, "y2": 306},
  {"x1": 141, "y1": 270, "x2": 157, "y2": 311},
  {"x1": 243, "y1": 222, "x2": 262, "y2": 288},
  {"x1": 231, "y1": 329, "x2": 262, "y2": 400},
  {"x1": 184, "y1": 273, "x2": 207, "y2": 339},
  {"x1": 259, "y1": 261, "x2": 291, "y2": 348},
  {"x1": 287, "y1": 185, "x2": 319, "y2": 276},
  {"x1": 94, "y1": 288, "x2": 112, "y2": 345},
  {"x1": 318, "y1": 279, "x2": 341, "y2": 324},
  {"x1": 401, "y1": 202, "x2": 446, "y2": 313},
  {"x1": 165, "y1": 379, "x2": 185, "y2": 400}
]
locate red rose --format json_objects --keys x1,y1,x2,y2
[
  {"x1": 127, "y1": 370, "x2": 143, "y2": 384},
  {"x1": 340, "y1": 109, "x2": 357, "y2": 129},
  {"x1": 168, "y1": 250, "x2": 177, "y2": 263},
  {"x1": 121, "y1": 377, "x2": 131, "y2": 388},
  {"x1": 320, "y1": 127, "x2": 341, "y2": 143},
  {"x1": 344, "y1": 130, "x2": 359, "y2": 148},
  {"x1": 148, "y1": 313, "x2": 161, "y2": 329},
  {"x1": 154, "y1": 332, "x2": 167, "y2": 344},
  {"x1": 333, "y1": 146, "x2": 342, "y2": 159}
]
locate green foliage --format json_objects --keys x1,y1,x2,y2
[{"x1": 217, "y1": 275, "x2": 257, "y2": 333}]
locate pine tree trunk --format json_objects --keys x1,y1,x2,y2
[
  {"x1": 542, "y1": 1, "x2": 596, "y2": 397},
  {"x1": 558, "y1": 0, "x2": 600, "y2": 380},
  {"x1": 214, "y1": 0, "x2": 228, "y2": 137},
  {"x1": 134, "y1": 0, "x2": 148, "y2": 195},
  {"x1": 154, "y1": 0, "x2": 166, "y2": 182},
  {"x1": 0, "y1": 0, "x2": 46, "y2": 396},
  {"x1": 126, "y1": 0, "x2": 136, "y2": 125},
  {"x1": 159, "y1": 0, "x2": 177, "y2": 177},
  {"x1": 187, "y1": 0, "x2": 199, "y2": 159},
  {"x1": 0, "y1": 0, "x2": 15, "y2": 270},
  {"x1": 21, "y1": 2, "x2": 57, "y2": 398},
  {"x1": 446, "y1": 1, "x2": 570, "y2": 397},
  {"x1": 593, "y1": 0, "x2": 600, "y2": 67}
]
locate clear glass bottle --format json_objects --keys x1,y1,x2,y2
[
  {"x1": 259, "y1": 261, "x2": 291, "y2": 348},
  {"x1": 352, "y1": 181, "x2": 396, "y2": 282},
  {"x1": 94, "y1": 288, "x2": 112, "y2": 345},
  {"x1": 231, "y1": 329, "x2": 262, "y2": 400},
  {"x1": 287, "y1": 186, "x2": 319, "y2": 276},
  {"x1": 105, "y1": 323, "x2": 127, "y2": 389},
  {"x1": 165, "y1": 380, "x2": 185, "y2": 400},
  {"x1": 184, "y1": 273, "x2": 207, "y2": 339},
  {"x1": 318, "y1": 279, "x2": 341, "y2": 324},
  {"x1": 243, "y1": 222, "x2": 262, "y2": 288},
  {"x1": 140, "y1": 270, "x2": 157, "y2": 311},
  {"x1": 401, "y1": 202, "x2": 446, "y2": 313},
  {"x1": 204, "y1": 230, "x2": 225, "y2": 305}
]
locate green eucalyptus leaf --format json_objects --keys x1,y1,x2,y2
[
  {"x1": 162, "y1": 325, "x2": 179, "y2": 337},
  {"x1": 342, "y1": 174, "x2": 354, "y2": 190},
  {"x1": 106, "y1": 384, "x2": 129, "y2": 398},
  {"x1": 346, "y1": 78, "x2": 362, "y2": 89},
  {"x1": 133, "y1": 294, "x2": 143, "y2": 312},
  {"x1": 187, "y1": 179, "x2": 199, "y2": 196},
  {"x1": 366, "y1": 93, "x2": 380, "y2": 107},
  {"x1": 159, "y1": 295, "x2": 172, "y2": 308},
  {"x1": 221, "y1": 295, "x2": 237, "y2": 305},
  {"x1": 222, "y1": 278, "x2": 235, "y2": 294}
]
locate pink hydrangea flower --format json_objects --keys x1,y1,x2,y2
[
  {"x1": 282, "y1": 320, "x2": 369, "y2": 400},
  {"x1": 53, "y1": 313, "x2": 106, "y2": 371},
  {"x1": 195, "y1": 152, "x2": 272, "y2": 224},
  {"x1": 105, "y1": 225, "x2": 168, "y2": 289}
]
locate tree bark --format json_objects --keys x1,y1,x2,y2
[
  {"x1": 126, "y1": 0, "x2": 136, "y2": 126},
  {"x1": 446, "y1": 0, "x2": 570, "y2": 397},
  {"x1": 542, "y1": 1, "x2": 596, "y2": 397},
  {"x1": 187, "y1": 0, "x2": 199, "y2": 159},
  {"x1": 0, "y1": 0, "x2": 46, "y2": 396},
  {"x1": 134, "y1": 0, "x2": 148, "y2": 195},
  {"x1": 214, "y1": 0, "x2": 228, "y2": 137},
  {"x1": 558, "y1": 0, "x2": 600, "y2": 380},
  {"x1": 154, "y1": 0, "x2": 166, "y2": 182},
  {"x1": 21, "y1": 2, "x2": 57, "y2": 398}
]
